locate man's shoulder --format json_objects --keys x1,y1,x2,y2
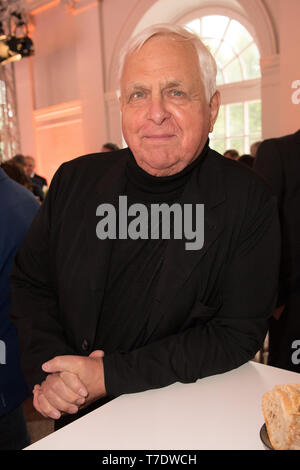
[
  {"x1": 47, "y1": 148, "x2": 130, "y2": 202},
  {"x1": 206, "y1": 147, "x2": 273, "y2": 204},
  {"x1": 207, "y1": 147, "x2": 267, "y2": 187},
  {"x1": 0, "y1": 169, "x2": 35, "y2": 202},
  {"x1": 259, "y1": 129, "x2": 300, "y2": 150},
  {"x1": 59, "y1": 148, "x2": 129, "y2": 178}
]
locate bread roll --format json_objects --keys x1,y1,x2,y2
[{"x1": 262, "y1": 384, "x2": 300, "y2": 450}]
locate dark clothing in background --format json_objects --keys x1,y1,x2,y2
[
  {"x1": 10, "y1": 145, "x2": 280, "y2": 426},
  {"x1": 254, "y1": 129, "x2": 300, "y2": 372},
  {"x1": 32, "y1": 182, "x2": 44, "y2": 202},
  {"x1": 31, "y1": 173, "x2": 47, "y2": 189},
  {"x1": 238, "y1": 155, "x2": 255, "y2": 168},
  {"x1": 0, "y1": 168, "x2": 39, "y2": 448},
  {"x1": 0, "y1": 404, "x2": 30, "y2": 450}
]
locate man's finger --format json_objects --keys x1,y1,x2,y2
[
  {"x1": 42, "y1": 355, "x2": 79, "y2": 374},
  {"x1": 34, "y1": 389, "x2": 61, "y2": 420},
  {"x1": 59, "y1": 371, "x2": 88, "y2": 399},
  {"x1": 42, "y1": 356, "x2": 88, "y2": 396},
  {"x1": 40, "y1": 379, "x2": 79, "y2": 415},
  {"x1": 33, "y1": 388, "x2": 45, "y2": 417}
]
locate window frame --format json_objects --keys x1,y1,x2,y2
[{"x1": 179, "y1": 8, "x2": 262, "y2": 155}]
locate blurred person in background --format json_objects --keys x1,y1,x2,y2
[
  {"x1": 1, "y1": 159, "x2": 43, "y2": 204},
  {"x1": 238, "y1": 154, "x2": 255, "y2": 168},
  {"x1": 224, "y1": 149, "x2": 239, "y2": 160},
  {"x1": 24, "y1": 156, "x2": 48, "y2": 193},
  {"x1": 1, "y1": 160, "x2": 33, "y2": 192},
  {"x1": 101, "y1": 142, "x2": 120, "y2": 153},
  {"x1": 9, "y1": 155, "x2": 44, "y2": 203},
  {"x1": 254, "y1": 129, "x2": 300, "y2": 372},
  {"x1": 0, "y1": 166, "x2": 39, "y2": 449},
  {"x1": 250, "y1": 140, "x2": 262, "y2": 158}
]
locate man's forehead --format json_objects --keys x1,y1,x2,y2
[
  {"x1": 121, "y1": 38, "x2": 201, "y2": 85},
  {"x1": 126, "y1": 34, "x2": 196, "y2": 61},
  {"x1": 123, "y1": 79, "x2": 185, "y2": 90}
]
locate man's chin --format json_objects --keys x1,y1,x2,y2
[{"x1": 137, "y1": 156, "x2": 182, "y2": 176}]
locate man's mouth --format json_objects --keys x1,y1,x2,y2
[{"x1": 143, "y1": 134, "x2": 176, "y2": 141}]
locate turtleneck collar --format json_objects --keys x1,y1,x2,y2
[{"x1": 126, "y1": 140, "x2": 209, "y2": 203}]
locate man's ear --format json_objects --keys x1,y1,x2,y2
[{"x1": 209, "y1": 90, "x2": 220, "y2": 133}]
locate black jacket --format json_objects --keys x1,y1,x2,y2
[
  {"x1": 255, "y1": 129, "x2": 300, "y2": 306},
  {"x1": 10, "y1": 147, "x2": 280, "y2": 397},
  {"x1": 254, "y1": 129, "x2": 300, "y2": 371}
]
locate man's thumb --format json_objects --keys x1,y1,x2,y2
[{"x1": 89, "y1": 350, "x2": 105, "y2": 359}]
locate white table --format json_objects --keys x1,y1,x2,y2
[{"x1": 25, "y1": 361, "x2": 299, "y2": 450}]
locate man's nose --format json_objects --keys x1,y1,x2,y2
[{"x1": 146, "y1": 96, "x2": 170, "y2": 125}]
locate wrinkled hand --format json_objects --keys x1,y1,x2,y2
[{"x1": 33, "y1": 350, "x2": 106, "y2": 420}]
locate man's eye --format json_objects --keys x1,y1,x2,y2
[
  {"x1": 131, "y1": 91, "x2": 145, "y2": 100},
  {"x1": 169, "y1": 89, "x2": 184, "y2": 97}
]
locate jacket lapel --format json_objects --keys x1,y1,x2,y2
[{"x1": 82, "y1": 152, "x2": 129, "y2": 344}]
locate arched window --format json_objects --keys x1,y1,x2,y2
[{"x1": 184, "y1": 14, "x2": 262, "y2": 156}]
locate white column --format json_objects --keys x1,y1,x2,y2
[
  {"x1": 72, "y1": 0, "x2": 107, "y2": 153},
  {"x1": 14, "y1": 57, "x2": 36, "y2": 158},
  {"x1": 104, "y1": 91, "x2": 123, "y2": 148},
  {"x1": 260, "y1": 54, "x2": 281, "y2": 139},
  {"x1": 278, "y1": 0, "x2": 300, "y2": 135}
]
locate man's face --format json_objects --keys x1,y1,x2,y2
[
  {"x1": 25, "y1": 158, "x2": 35, "y2": 176},
  {"x1": 120, "y1": 35, "x2": 220, "y2": 176}
]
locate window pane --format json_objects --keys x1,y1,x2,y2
[
  {"x1": 213, "y1": 106, "x2": 225, "y2": 137},
  {"x1": 186, "y1": 19, "x2": 201, "y2": 35},
  {"x1": 215, "y1": 41, "x2": 236, "y2": 67},
  {"x1": 201, "y1": 15, "x2": 229, "y2": 39},
  {"x1": 249, "y1": 135, "x2": 262, "y2": 151},
  {"x1": 248, "y1": 101, "x2": 261, "y2": 133},
  {"x1": 203, "y1": 37, "x2": 220, "y2": 55},
  {"x1": 229, "y1": 103, "x2": 244, "y2": 135},
  {"x1": 225, "y1": 19, "x2": 253, "y2": 51},
  {"x1": 223, "y1": 58, "x2": 243, "y2": 83},
  {"x1": 228, "y1": 137, "x2": 243, "y2": 155},
  {"x1": 210, "y1": 138, "x2": 225, "y2": 155},
  {"x1": 240, "y1": 43, "x2": 261, "y2": 79}
]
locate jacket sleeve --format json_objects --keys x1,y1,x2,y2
[
  {"x1": 254, "y1": 140, "x2": 286, "y2": 306},
  {"x1": 103, "y1": 192, "x2": 281, "y2": 397},
  {"x1": 10, "y1": 165, "x2": 76, "y2": 390},
  {"x1": 254, "y1": 140, "x2": 283, "y2": 199}
]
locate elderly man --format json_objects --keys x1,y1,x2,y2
[
  {"x1": 24, "y1": 156, "x2": 48, "y2": 190},
  {"x1": 10, "y1": 24, "x2": 280, "y2": 429}
]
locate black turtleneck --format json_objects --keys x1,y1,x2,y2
[
  {"x1": 96, "y1": 142, "x2": 209, "y2": 354},
  {"x1": 125, "y1": 140, "x2": 208, "y2": 203}
]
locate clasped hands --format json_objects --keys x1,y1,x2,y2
[{"x1": 33, "y1": 350, "x2": 106, "y2": 420}]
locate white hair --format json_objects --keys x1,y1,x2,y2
[{"x1": 118, "y1": 23, "x2": 218, "y2": 103}]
